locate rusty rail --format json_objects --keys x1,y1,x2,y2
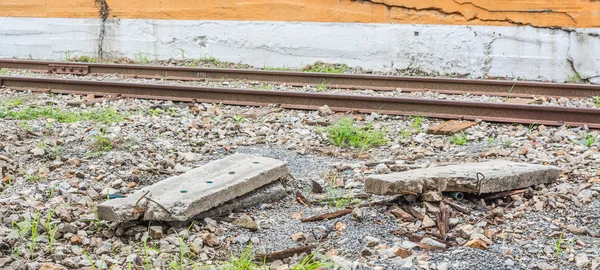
[
  {"x1": 2, "y1": 76, "x2": 600, "y2": 128},
  {"x1": 1, "y1": 59, "x2": 600, "y2": 98}
]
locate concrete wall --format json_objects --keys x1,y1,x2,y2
[{"x1": 0, "y1": 0, "x2": 599, "y2": 83}]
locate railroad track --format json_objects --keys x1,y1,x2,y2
[
  {"x1": 2, "y1": 75, "x2": 600, "y2": 128},
  {"x1": 1, "y1": 59, "x2": 600, "y2": 98}
]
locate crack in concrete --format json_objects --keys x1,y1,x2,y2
[
  {"x1": 453, "y1": 0, "x2": 577, "y2": 23},
  {"x1": 94, "y1": 0, "x2": 110, "y2": 60},
  {"x1": 355, "y1": 0, "x2": 593, "y2": 34}
]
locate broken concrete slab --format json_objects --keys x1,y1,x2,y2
[
  {"x1": 191, "y1": 181, "x2": 287, "y2": 220},
  {"x1": 365, "y1": 160, "x2": 558, "y2": 196},
  {"x1": 427, "y1": 120, "x2": 477, "y2": 135},
  {"x1": 98, "y1": 154, "x2": 289, "y2": 222}
]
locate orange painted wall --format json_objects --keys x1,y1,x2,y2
[{"x1": 0, "y1": 0, "x2": 599, "y2": 28}]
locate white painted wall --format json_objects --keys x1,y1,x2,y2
[{"x1": 1, "y1": 17, "x2": 599, "y2": 83}]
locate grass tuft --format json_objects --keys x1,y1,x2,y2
[
  {"x1": 325, "y1": 118, "x2": 387, "y2": 150},
  {"x1": 0, "y1": 105, "x2": 125, "y2": 124},
  {"x1": 450, "y1": 133, "x2": 468, "y2": 145},
  {"x1": 76, "y1": 55, "x2": 98, "y2": 63},
  {"x1": 304, "y1": 62, "x2": 348, "y2": 74},
  {"x1": 292, "y1": 254, "x2": 331, "y2": 270},
  {"x1": 220, "y1": 243, "x2": 263, "y2": 270},
  {"x1": 581, "y1": 132, "x2": 597, "y2": 147},
  {"x1": 88, "y1": 133, "x2": 118, "y2": 155},
  {"x1": 594, "y1": 96, "x2": 600, "y2": 108},
  {"x1": 410, "y1": 116, "x2": 426, "y2": 133},
  {"x1": 134, "y1": 52, "x2": 151, "y2": 64}
]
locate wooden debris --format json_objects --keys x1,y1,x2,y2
[
  {"x1": 295, "y1": 191, "x2": 311, "y2": 207},
  {"x1": 301, "y1": 196, "x2": 399, "y2": 222},
  {"x1": 427, "y1": 120, "x2": 477, "y2": 135},
  {"x1": 481, "y1": 189, "x2": 527, "y2": 200},
  {"x1": 390, "y1": 206, "x2": 417, "y2": 222},
  {"x1": 436, "y1": 201, "x2": 450, "y2": 239},
  {"x1": 405, "y1": 207, "x2": 424, "y2": 220},
  {"x1": 301, "y1": 208, "x2": 353, "y2": 222},
  {"x1": 257, "y1": 245, "x2": 315, "y2": 262},
  {"x1": 442, "y1": 199, "x2": 471, "y2": 215},
  {"x1": 505, "y1": 98, "x2": 539, "y2": 105}
]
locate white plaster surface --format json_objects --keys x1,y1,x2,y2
[{"x1": 1, "y1": 17, "x2": 599, "y2": 83}]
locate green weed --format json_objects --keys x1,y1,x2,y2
[
  {"x1": 292, "y1": 254, "x2": 331, "y2": 270},
  {"x1": 0, "y1": 106, "x2": 125, "y2": 124},
  {"x1": 37, "y1": 139, "x2": 62, "y2": 160},
  {"x1": 64, "y1": 51, "x2": 71, "y2": 62},
  {"x1": 88, "y1": 133, "x2": 116, "y2": 154},
  {"x1": 566, "y1": 73, "x2": 581, "y2": 83},
  {"x1": 167, "y1": 230, "x2": 192, "y2": 270},
  {"x1": 220, "y1": 243, "x2": 263, "y2": 270},
  {"x1": 1, "y1": 97, "x2": 24, "y2": 108},
  {"x1": 581, "y1": 132, "x2": 597, "y2": 147},
  {"x1": 141, "y1": 234, "x2": 155, "y2": 270},
  {"x1": 595, "y1": 96, "x2": 600, "y2": 108},
  {"x1": 410, "y1": 116, "x2": 426, "y2": 132},
  {"x1": 316, "y1": 81, "x2": 329, "y2": 92},
  {"x1": 24, "y1": 173, "x2": 42, "y2": 183},
  {"x1": 0, "y1": 68, "x2": 8, "y2": 75},
  {"x1": 83, "y1": 249, "x2": 106, "y2": 270},
  {"x1": 233, "y1": 115, "x2": 245, "y2": 123},
  {"x1": 148, "y1": 108, "x2": 164, "y2": 116},
  {"x1": 399, "y1": 129, "x2": 412, "y2": 141},
  {"x1": 263, "y1": 66, "x2": 292, "y2": 71},
  {"x1": 134, "y1": 52, "x2": 151, "y2": 64},
  {"x1": 259, "y1": 84, "x2": 274, "y2": 91},
  {"x1": 551, "y1": 233, "x2": 573, "y2": 258},
  {"x1": 28, "y1": 211, "x2": 41, "y2": 255},
  {"x1": 325, "y1": 118, "x2": 387, "y2": 150},
  {"x1": 179, "y1": 49, "x2": 186, "y2": 61},
  {"x1": 304, "y1": 62, "x2": 348, "y2": 73},
  {"x1": 450, "y1": 133, "x2": 468, "y2": 145},
  {"x1": 77, "y1": 56, "x2": 98, "y2": 63},
  {"x1": 42, "y1": 209, "x2": 58, "y2": 253},
  {"x1": 19, "y1": 121, "x2": 33, "y2": 133},
  {"x1": 527, "y1": 123, "x2": 537, "y2": 134}
]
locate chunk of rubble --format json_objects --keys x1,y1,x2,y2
[
  {"x1": 98, "y1": 154, "x2": 289, "y2": 222},
  {"x1": 365, "y1": 160, "x2": 558, "y2": 196}
]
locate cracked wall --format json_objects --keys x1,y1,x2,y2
[
  {"x1": 2, "y1": 0, "x2": 599, "y2": 28},
  {"x1": 0, "y1": 0, "x2": 599, "y2": 83}
]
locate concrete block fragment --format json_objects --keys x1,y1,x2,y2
[
  {"x1": 98, "y1": 154, "x2": 289, "y2": 222},
  {"x1": 365, "y1": 160, "x2": 557, "y2": 195}
]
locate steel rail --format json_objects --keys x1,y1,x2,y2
[
  {"x1": 2, "y1": 76, "x2": 600, "y2": 128},
  {"x1": 1, "y1": 59, "x2": 600, "y2": 98}
]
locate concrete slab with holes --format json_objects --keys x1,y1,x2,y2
[
  {"x1": 97, "y1": 154, "x2": 289, "y2": 222},
  {"x1": 365, "y1": 160, "x2": 558, "y2": 197}
]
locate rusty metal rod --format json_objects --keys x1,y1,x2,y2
[
  {"x1": 2, "y1": 76, "x2": 600, "y2": 128},
  {"x1": 1, "y1": 59, "x2": 600, "y2": 98}
]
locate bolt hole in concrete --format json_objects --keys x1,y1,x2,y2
[
  {"x1": 228, "y1": 171, "x2": 235, "y2": 175},
  {"x1": 206, "y1": 181, "x2": 213, "y2": 184},
  {"x1": 180, "y1": 190, "x2": 188, "y2": 193},
  {"x1": 253, "y1": 162, "x2": 260, "y2": 164}
]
